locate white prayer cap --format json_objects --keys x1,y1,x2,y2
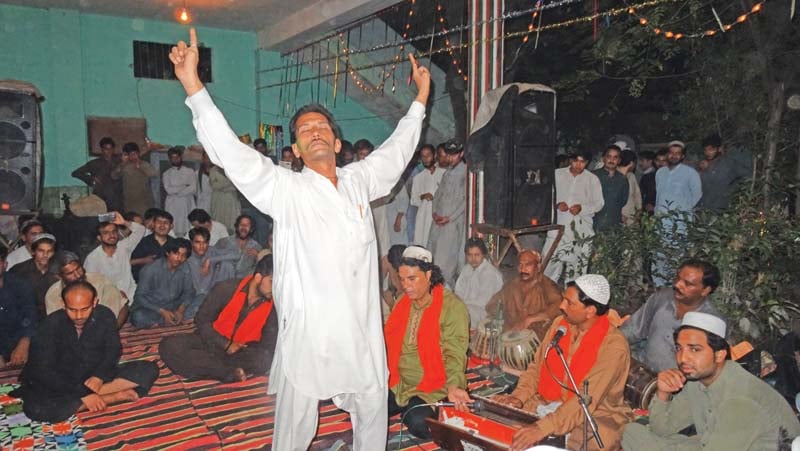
[
  {"x1": 402, "y1": 246, "x2": 433, "y2": 263},
  {"x1": 667, "y1": 140, "x2": 686, "y2": 149},
  {"x1": 681, "y1": 312, "x2": 727, "y2": 338},
  {"x1": 574, "y1": 274, "x2": 610, "y2": 305},
  {"x1": 613, "y1": 140, "x2": 629, "y2": 151},
  {"x1": 31, "y1": 233, "x2": 57, "y2": 245}
]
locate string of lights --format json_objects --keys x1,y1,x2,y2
[
  {"x1": 257, "y1": 0, "x2": 586, "y2": 76},
  {"x1": 626, "y1": 0, "x2": 765, "y2": 39},
  {"x1": 258, "y1": 0, "x2": 682, "y2": 90},
  {"x1": 435, "y1": 1, "x2": 468, "y2": 82}
]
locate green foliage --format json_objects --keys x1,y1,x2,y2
[{"x1": 590, "y1": 189, "x2": 800, "y2": 344}]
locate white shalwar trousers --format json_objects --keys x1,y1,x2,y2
[{"x1": 271, "y1": 370, "x2": 388, "y2": 451}]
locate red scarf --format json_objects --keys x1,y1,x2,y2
[
  {"x1": 385, "y1": 284, "x2": 446, "y2": 393},
  {"x1": 538, "y1": 315, "x2": 611, "y2": 402},
  {"x1": 212, "y1": 276, "x2": 273, "y2": 344}
]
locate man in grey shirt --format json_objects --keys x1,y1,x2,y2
[
  {"x1": 214, "y1": 214, "x2": 263, "y2": 279},
  {"x1": 131, "y1": 238, "x2": 197, "y2": 327},
  {"x1": 621, "y1": 259, "x2": 725, "y2": 372}
]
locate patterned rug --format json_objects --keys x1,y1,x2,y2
[{"x1": 0, "y1": 324, "x2": 502, "y2": 450}]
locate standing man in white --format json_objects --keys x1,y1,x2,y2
[{"x1": 169, "y1": 29, "x2": 430, "y2": 450}]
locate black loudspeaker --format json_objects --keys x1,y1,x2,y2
[
  {"x1": 468, "y1": 84, "x2": 556, "y2": 228},
  {"x1": 509, "y1": 88, "x2": 556, "y2": 228},
  {"x1": 0, "y1": 83, "x2": 42, "y2": 213}
]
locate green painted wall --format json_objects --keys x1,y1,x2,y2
[
  {"x1": 0, "y1": 4, "x2": 257, "y2": 187},
  {"x1": 256, "y1": 50, "x2": 393, "y2": 150},
  {"x1": 0, "y1": 3, "x2": 392, "y2": 190}
]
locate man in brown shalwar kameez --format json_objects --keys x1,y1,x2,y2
[{"x1": 485, "y1": 249, "x2": 562, "y2": 336}]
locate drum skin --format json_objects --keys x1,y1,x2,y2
[{"x1": 499, "y1": 329, "x2": 541, "y2": 371}]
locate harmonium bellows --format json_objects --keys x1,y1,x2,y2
[{"x1": 425, "y1": 395, "x2": 565, "y2": 450}]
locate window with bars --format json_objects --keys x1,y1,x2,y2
[{"x1": 132, "y1": 40, "x2": 212, "y2": 82}]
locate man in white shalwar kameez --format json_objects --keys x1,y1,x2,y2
[
  {"x1": 454, "y1": 238, "x2": 504, "y2": 329},
  {"x1": 162, "y1": 147, "x2": 197, "y2": 237},
  {"x1": 410, "y1": 144, "x2": 444, "y2": 246},
  {"x1": 541, "y1": 150, "x2": 604, "y2": 282},
  {"x1": 428, "y1": 140, "x2": 466, "y2": 287},
  {"x1": 169, "y1": 29, "x2": 431, "y2": 451}
]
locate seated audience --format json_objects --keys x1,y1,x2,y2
[
  {"x1": 11, "y1": 281, "x2": 159, "y2": 423},
  {"x1": 461, "y1": 275, "x2": 633, "y2": 450},
  {"x1": 186, "y1": 227, "x2": 237, "y2": 301},
  {"x1": 384, "y1": 246, "x2": 469, "y2": 439},
  {"x1": 6, "y1": 219, "x2": 45, "y2": 269},
  {"x1": 160, "y1": 255, "x2": 278, "y2": 382},
  {"x1": 214, "y1": 214, "x2": 262, "y2": 279},
  {"x1": 46, "y1": 251, "x2": 129, "y2": 328},
  {"x1": 187, "y1": 208, "x2": 229, "y2": 245},
  {"x1": 84, "y1": 212, "x2": 145, "y2": 299},
  {"x1": 131, "y1": 238, "x2": 196, "y2": 327},
  {"x1": 0, "y1": 247, "x2": 36, "y2": 367},
  {"x1": 485, "y1": 249, "x2": 562, "y2": 333},
  {"x1": 454, "y1": 238, "x2": 504, "y2": 329},
  {"x1": 621, "y1": 259, "x2": 725, "y2": 372},
  {"x1": 10, "y1": 233, "x2": 59, "y2": 318},
  {"x1": 130, "y1": 209, "x2": 176, "y2": 281},
  {"x1": 622, "y1": 312, "x2": 800, "y2": 450}
]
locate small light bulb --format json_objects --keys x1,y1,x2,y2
[{"x1": 179, "y1": 8, "x2": 189, "y2": 22}]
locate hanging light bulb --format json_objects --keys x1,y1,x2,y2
[{"x1": 179, "y1": 8, "x2": 189, "y2": 22}]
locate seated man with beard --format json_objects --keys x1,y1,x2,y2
[
  {"x1": 45, "y1": 251, "x2": 129, "y2": 328},
  {"x1": 384, "y1": 246, "x2": 469, "y2": 439},
  {"x1": 12, "y1": 281, "x2": 158, "y2": 422},
  {"x1": 485, "y1": 249, "x2": 562, "y2": 335},
  {"x1": 160, "y1": 255, "x2": 278, "y2": 382}
]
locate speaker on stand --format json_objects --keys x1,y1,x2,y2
[{"x1": 0, "y1": 81, "x2": 43, "y2": 215}]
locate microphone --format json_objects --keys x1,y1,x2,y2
[{"x1": 549, "y1": 326, "x2": 567, "y2": 348}]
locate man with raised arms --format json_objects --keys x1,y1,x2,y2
[{"x1": 169, "y1": 28, "x2": 430, "y2": 450}]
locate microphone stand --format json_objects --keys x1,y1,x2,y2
[{"x1": 547, "y1": 342, "x2": 604, "y2": 450}]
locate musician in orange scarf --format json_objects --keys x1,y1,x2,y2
[
  {"x1": 384, "y1": 246, "x2": 469, "y2": 439},
  {"x1": 159, "y1": 255, "x2": 278, "y2": 383},
  {"x1": 451, "y1": 274, "x2": 633, "y2": 450}
]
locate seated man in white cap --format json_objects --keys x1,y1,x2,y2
[
  {"x1": 384, "y1": 245, "x2": 469, "y2": 439},
  {"x1": 622, "y1": 312, "x2": 800, "y2": 450},
  {"x1": 451, "y1": 274, "x2": 633, "y2": 450}
]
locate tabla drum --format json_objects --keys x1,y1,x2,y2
[
  {"x1": 625, "y1": 359, "x2": 658, "y2": 410},
  {"x1": 470, "y1": 318, "x2": 503, "y2": 361},
  {"x1": 499, "y1": 329, "x2": 541, "y2": 372}
]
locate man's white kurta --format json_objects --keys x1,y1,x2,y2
[
  {"x1": 163, "y1": 166, "x2": 197, "y2": 237},
  {"x1": 454, "y1": 258, "x2": 504, "y2": 329},
  {"x1": 409, "y1": 166, "x2": 444, "y2": 245},
  {"x1": 187, "y1": 89, "x2": 424, "y2": 399}
]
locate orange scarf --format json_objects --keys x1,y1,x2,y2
[
  {"x1": 212, "y1": 276, "x2": 273, "y2": 344},
  {"x1": 385, "y1": 284, "x2": 446, "y2": 393},
  {"x1": 538, "y1": 315, "x2": 611, "y2": 402}
]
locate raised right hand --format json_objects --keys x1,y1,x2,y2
[
  {"x1": 169, "y1": 28, "x2": 204, "y2": 96},
  {"x1": 656, "y1": 368, "x2": 686, "y2": 401}
]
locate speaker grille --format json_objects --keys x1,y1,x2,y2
[
  {"x1": 0, "y1": 122, "x2": 27, "y2": 160},
  {"x1": 0, "y1": 169, "x2": 27, "y2": 204}
]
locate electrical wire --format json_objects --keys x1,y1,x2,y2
[{"x1": 397, "y1": 403, "x2": 439, "y2": 451}]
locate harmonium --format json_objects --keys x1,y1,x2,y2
[{"x1": 426, "y1": 395, "x2": 565, "y2": 450}]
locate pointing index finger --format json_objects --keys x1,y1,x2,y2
[
  {"x1": 409, "y1": 53, "x2": 418, "y2": 68},
  {"x1": 189, "y1": 27, "x2": 198, "y2": 48}
]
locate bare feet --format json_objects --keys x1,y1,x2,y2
[{"x1": 106, "y1": 389, "x2": 140, "y2": 404}]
